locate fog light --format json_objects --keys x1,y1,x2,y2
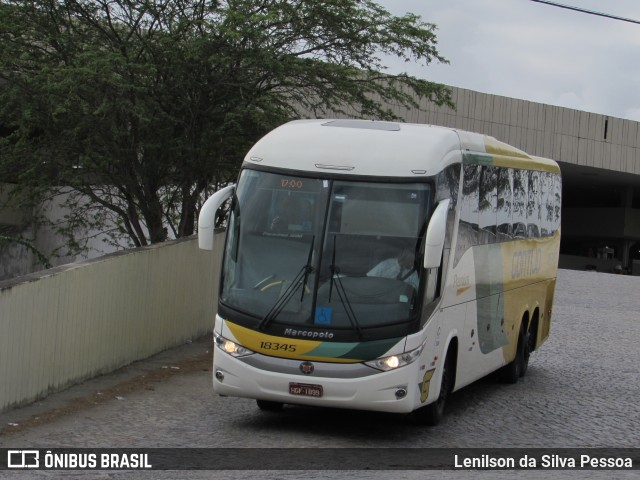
[
  {"x1": 395, "y1": 387, "x2": 407, "y2": 399},
  {"x1": 215, "y1": 370, "x2": 224, "y2": 382}
]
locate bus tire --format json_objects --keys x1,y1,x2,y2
[
  {"x1": 521, "y1": 317, "x2": 537, "y2": 377},
  {"x1": 520, "y1": 329, "x2": 532, "y2": 377},
  {"x1": 501, "y1": 325, "x2": 525, "y2": 383},
  {"x1": 413, "y1": 353, "x2": 453, "y2": 426},
  {"x1": 256, "y1": 399, "x2": 284, "y2": 411}
]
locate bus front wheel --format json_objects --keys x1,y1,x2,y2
[{"x1": 412, "y1": 353, "x2": 453, "y2": 426}]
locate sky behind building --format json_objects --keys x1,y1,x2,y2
[{"x1": 375, "y1": 0, "x2": 640, "y2": 122}]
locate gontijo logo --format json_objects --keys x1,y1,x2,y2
[{"x1": 7, "y1": 450, "x2": 39, "y2": 468}]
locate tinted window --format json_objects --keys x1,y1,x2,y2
[
  {"x1": 512, "y1": 169, "x2": 528, "y2": 238},
  {"x1": 479, "y1": 166, "x2": 498, "y2": 243},
  {"x1": 497, "y1": 168, "x2": 513, "y2": 239},
  {"x1": 527, "y1": 171, "x2": 541, "y2": 238}
]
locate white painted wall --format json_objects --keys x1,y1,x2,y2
[{"x1": 0, "y1": 233, "x2": 224, "y2": 412}]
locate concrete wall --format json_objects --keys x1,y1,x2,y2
[
  {"x1": 0, "y1": 183, "x2": 29, "y2": 227},
  {"x1": 0, "y1": 183, "x2": 37, "y2": 280},
  {"x1": 0, "y1": 185, "x2": 134, "y2": 282},
  {"x1": 0, "y1": 240, "x2": 36, "y2": 281},
  {"x1": 0, "y1": 233, "x2": 224, "y2": 413}
]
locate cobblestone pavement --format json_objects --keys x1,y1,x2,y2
[{"x1": 1, "y1": 269, "x2": 639, "y2": 479}]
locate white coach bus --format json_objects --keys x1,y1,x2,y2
[{"x1": 198, "y1": 119, "x2": 561, "y2": 425}]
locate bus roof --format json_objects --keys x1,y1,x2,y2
[{"x1": 243, "y1": 119, "x2": 559, "y2": 177}]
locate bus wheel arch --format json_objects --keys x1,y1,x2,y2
[
  {"x1": 528, "y1": 308, "x2": 540, "y2": 353},
  {"x1": 444, "y1": 337, "x2": 458, "y2": 394},
  {"x1": 501, "y1": 311, "x2": 529, "y2": 383},
  {"x1": 520, "y1": 308, "x2": 539, "y2": 377},
  {"x1": 412, "y1": 337, "x2": 458, "y2": 426}
]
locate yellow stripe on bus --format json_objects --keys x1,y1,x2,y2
[{"x1": 225, "y1": 321, "x2": 361, "y2": 363}]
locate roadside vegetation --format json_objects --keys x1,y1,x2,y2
[{"x1": 0, "y1": 0, "x2": 453, "y2": 260}]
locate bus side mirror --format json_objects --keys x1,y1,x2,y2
[
  {"x1": 423, "y1": 199, "x2": 450, "y2": 269},
  {"x1": 198, "y1": 185, "x2": 235, "y2": 250}
]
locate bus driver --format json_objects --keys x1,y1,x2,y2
[{"x1": 367, "y1": 248, "x2": 419, "y2": 289}]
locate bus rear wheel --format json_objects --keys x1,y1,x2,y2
[
  {"x1": 256, "y1": 399, "x2": 284, "y2": 411},
  {"x1": 501, "y1": 324, "x2": 528, "y2": 383}
]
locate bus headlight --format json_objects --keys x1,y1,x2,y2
[
  {"x1": 365, "y1": 344, "x2": 424, "y2": 371},
  {"x1": 214, "y1": 333, "x2": 255, "y2": 358}
]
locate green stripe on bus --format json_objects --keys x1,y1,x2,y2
[{"x1": 304, "y1": 337, "x2": 402, "y2": 361}]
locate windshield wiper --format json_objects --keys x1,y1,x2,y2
[
  {"x1": 258, "y1": 236, "x2": 315, "y2": 331},
  {"x1": 328, "y1": 235, "x2": 363, "y2": 339},
  {"x1": 300, "y1": 235, "x2": 315, "y2": 303}
]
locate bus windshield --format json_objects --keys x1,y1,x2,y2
[{"x1": 220, "y1": 169, "x2": 431, "y2": 337}]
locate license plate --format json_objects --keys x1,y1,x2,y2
[{"x1": 289, "y1": 382, "x2": 323, "y2": 398}]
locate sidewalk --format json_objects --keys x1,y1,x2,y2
[{"x1": 0, "y1": 334, "x2": 213, "y2": 439}]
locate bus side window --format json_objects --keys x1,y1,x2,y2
[
  {"x1": 436, "y1": 164, "x2": 460, "y2": 272},
  {"x1": 541, "y1": 172, "x2": 554, "y2": 237},
  {"x1": 497, "y1": 167, "x2": 513, "y2": 240},
  {"x1": 512, "y1": 169, "x2": 528, "y2": 238},
  {"x1": 454, "y1": 164, "x2": 480, "y2": 265},
  {"x1": 527, "y1": 170, "x2": 541, "y2": 238},
  {"x1": 479, "y1": 166, "x2": 498, "y2": 244},
  {"x1": 425, "y1": 164, "x2": 460, "y2": 319},
  {"x1": 553, "y1": 174, "x2": 562, "y2": 233},
  {"x1": 461, "y1": 164, "x2": 480, "y2": 242}
]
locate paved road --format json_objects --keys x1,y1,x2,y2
[{"x1": 1, "y1": 269, "x2": 639, "y2": 479}]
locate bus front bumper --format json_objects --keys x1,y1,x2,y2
[{"x1": 211, "y1": 349, "x2": 426, "y2": 414}]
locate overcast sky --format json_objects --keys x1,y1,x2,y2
[{"x1": 375, "y1": 0, "x2": 640, "y2": 122}]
